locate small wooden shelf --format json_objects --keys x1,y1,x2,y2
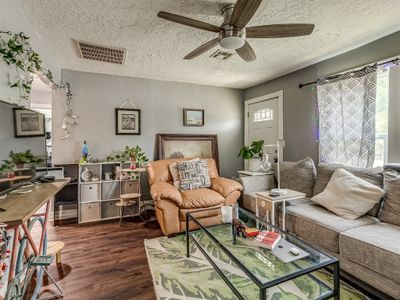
[{"x1": 120, "y1": 168, "x2": 146, "y2": 173}]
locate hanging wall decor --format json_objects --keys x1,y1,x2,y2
[
  {"x1": 60, "y1": 83, "x2": 78, "y2": 139},
  {"x1": 115, "y1": 108, "x2": 141, "y2": 135},
  {"x1": 0, "y1": 30, "x2": 55, "y2": 103},
  {"x1": 183, "y1": 109, "x2": 204, "y2": 127},
  {"x1": 13, "y1": 108, "x2": 45, "y2": 137}
]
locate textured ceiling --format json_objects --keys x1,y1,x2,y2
[{"x1": 16, "y1": 0, "x2": 400, "y2": 89}]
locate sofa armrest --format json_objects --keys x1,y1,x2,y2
[
  {"x1": 211, "y1": 177, "x2": 243, "y2": 198},
  {"x1": 239, "y1": 174, "x2": 276, "y2": 194},
  {"x1": 150, "y1": 182, "x2": 182, "y2": 206}
]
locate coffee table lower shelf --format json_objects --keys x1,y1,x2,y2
[{"x1": 186, "y1": 210, "x2": 340, "y2": 300}]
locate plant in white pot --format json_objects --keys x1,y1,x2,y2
[{"x1": 238, "y1": 140, "x2": 264, "y2": 172}]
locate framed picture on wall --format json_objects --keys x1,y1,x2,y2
[
  {"x1": 183, "y1": 109, "x2": 204, "y2": 127},
  {"x1": 115, "y1": 108, "x2": 141, "y2": 135},
  {"x1": 13, "y1": 108, "x2": 45, "y2": 138}
]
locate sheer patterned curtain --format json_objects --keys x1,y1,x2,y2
[{"x1": 317, "y1": 65, "x2": 377, "y2": 167}]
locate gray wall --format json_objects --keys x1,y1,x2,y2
[
  {"x1": 52, "y1": 69, "x2": 243, "y2": 178},
  {"x1": 0, "y1": 100, "x2": 46, "y2": 165},
  {"x1": 0, "y1": 0, "x2": 60, "y2": 105},
  {"x1": 244, "y1": 31, "x2": 400, "y2": 163}
]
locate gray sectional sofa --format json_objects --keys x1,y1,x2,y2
[{"x1": 240, "y1": 160, "x2": 400, "y2": 299}]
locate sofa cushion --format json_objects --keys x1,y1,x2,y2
[
  {"x1": 179, "y1": 205, "x2": 222, "y2": 222},
  {"x1": 180, "y1": 188, "x2": 225, "y2": 209},
  {"x1": 311, "y1": 169, "x2": 384, "y2": 220},
  {"x1": 378, "y1": 166, "x2": 400, "y2": 226},
  {"x1": 340, "y1": 223, "x2": 400, "y2": 283},
  {"x1": 286, "y1": 203, "x2": 378, "y2": 253},
  {"x1": 177, "y1": 159, "x2": 211, "y2": 191},
  {"x1": 313, "y1": 163, "x2": 383, "y2": 216},
  {"x1": 275, "y1": 157, "x2": 316, "y2": 198}
]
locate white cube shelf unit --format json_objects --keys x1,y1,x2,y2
[{"x1": 78, "y1": 162, "x2": 145, "y2": 223}]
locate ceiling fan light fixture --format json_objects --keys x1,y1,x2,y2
[{"x1": 219, "y1": 36, "x2": 245, "y2": 50}]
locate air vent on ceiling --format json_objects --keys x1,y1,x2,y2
[
  {"x1": 74, "y1": 40, "x2": 126, "y2": 64},
  {"x1": 209, "y1": 49, "x2": 233, "y2": 60}
]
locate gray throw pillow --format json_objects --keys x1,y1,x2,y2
[
  {"x1": 275, "y1": 157, "x2": 316, "y2": 198},
  {"x1": 378, "y1": 166, "x2": 400, "y2": 226},
  {"x1": 177, "y1": 160, "x2": 211, "y2": 191},
  {"x1": 313, "y1": 163, "x2": 383, "y2": 216}
]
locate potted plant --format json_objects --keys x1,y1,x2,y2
[
  {"x1": 106, "y1": 146, "x2": 149, "y2": 168},
  {"x1": 238, "y1": 140, "x2": 264, "y2": 172},
  {"x1": 9, "y1": 150, "x2": 43, "y2": 169},
  {"x1": 0, "y1": 159, "x2": 15, "y2": 178}
]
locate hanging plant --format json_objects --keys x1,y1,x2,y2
[{"x1": 0, "y1": 31, "x2": 54, "y2": 102}]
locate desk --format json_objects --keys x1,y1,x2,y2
[
  {"x1": 0, "y1": 176, "x2": 31, "y2": 184},
  {"x1": 0, "y1": 179, "x2": 68, "y2": 297}
]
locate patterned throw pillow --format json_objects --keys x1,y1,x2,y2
[
  {"x1": 169, "y1": 158, "x2": 199, "y2": 189},
  {"x1": 177, "y1": 160, "x2": 211, "y2": 191}
]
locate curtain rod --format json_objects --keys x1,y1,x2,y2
[{"x1": 298, "y1": 57, "x2": 400, "y2": 88}]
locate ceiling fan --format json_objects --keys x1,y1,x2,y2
[{"x1": 157, "y1": 0, "x2": 315, "y2": 62}]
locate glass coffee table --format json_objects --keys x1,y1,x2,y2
[{"x1": 185, "y1": 206, "x2": 340, "y2": 300}]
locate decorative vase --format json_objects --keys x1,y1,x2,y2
[
  {"x1": 248, "y1": 158, "x2": 261, "y2": 172},
  {"x1": 15, "y1": 164, "x2": 24, "y2": 169},
  {"x1": 7, "y1": 170, "x2": 15, "y2": 178},
  {"x1": 260, "y1": 153, "x2": 272, "y2": 172}
]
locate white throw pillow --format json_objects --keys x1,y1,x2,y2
[{"x1": 311, "y1": 168, "x2": 385, "y2": 220}]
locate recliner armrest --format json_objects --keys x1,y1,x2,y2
[
  {"x1": 211, "y1": 177, "x2": 243, "y2": 198},
  {"x1": 150, "y1": 182, "x2": 183, "y2": 206}
]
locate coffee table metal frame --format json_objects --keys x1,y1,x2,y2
[{"x1": 186, "y1": 207, "x2": 340, "y2": 300}]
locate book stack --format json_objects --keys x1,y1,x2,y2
[{"x1": 255, "y1": 231, "x2": 281, "y2": 250}]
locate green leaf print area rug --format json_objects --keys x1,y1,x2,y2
[{"x1": 145, "y1": 234, "x2": 370, "y2": 300}]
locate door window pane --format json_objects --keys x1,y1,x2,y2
[{"x1": 254, "y1": 108, "x2": 273, "y2": 122}]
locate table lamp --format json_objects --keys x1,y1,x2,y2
[{"x1": 264, "y1": 139, "x2": 287, "y2": 196}]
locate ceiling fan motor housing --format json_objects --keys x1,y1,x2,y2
[{"x1": 219, "y1": 4, "x2": 245, "y2": 50}]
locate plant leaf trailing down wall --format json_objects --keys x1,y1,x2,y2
[{"x1": 0, "y1": 31, "x2": 54, "y2": 103}]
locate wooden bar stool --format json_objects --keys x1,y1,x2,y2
[
  {"x1": 47, "y1": 240, "x2": 65, "y2": 265},
  {"x1": 117, "y1": 193, "x2": 142, "y2": 225}
]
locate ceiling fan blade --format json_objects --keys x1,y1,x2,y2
[
  {"x1": 184, "y1": 38, "x2": 219, "y2": 60},
  {"x1": 230, "y1": 0, "x2": 262, "y2": 28},
  {"x1": 157, "y1": 11, "x2": 220, "y2": 33},
  {"x1": 235, "y1": 41, "x2": 256, "y2": 62},
  {"x1": 246, "y1": 24, "x2": 315, "y2": 38}
]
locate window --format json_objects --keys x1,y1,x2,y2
[
  {"x1": 254, "y1": 108, "x2": 273, "y2": 122},
  {"x1": 374, "y1": 63, "x2": 400, "y2": 166},
  {"x1": 374, "y1": 68, "x2": 389, "y2": 166}
]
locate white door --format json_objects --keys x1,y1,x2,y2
[{"x1": 245, "y1": 92, "x2": 283, "y2": 163}]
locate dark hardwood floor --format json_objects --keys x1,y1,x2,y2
[{"x1": 34, "y1": 218, "x2": 163, "y2": 300}]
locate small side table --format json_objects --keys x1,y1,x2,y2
[
  {"x1": 237, "y1": 170, "x2": 274, "y2": 178},
  {"x1": 255, "y1": 189, "x2": 305, "y2": 231}
]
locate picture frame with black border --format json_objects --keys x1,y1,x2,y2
[
  {"x1": 115, "y1": 108, "x2": 141, "y2": 135},
  {"x1": 183, "y1": 108, "x2": 204, "y2": 127},
  {"x1": 13, "y1": 108, "x2": 45, "y2": 138}
]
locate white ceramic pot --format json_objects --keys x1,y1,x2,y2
[{"x1": 248, "y1": 158, "x2": 262, "y2": 172}]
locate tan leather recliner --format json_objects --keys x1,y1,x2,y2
[{"x1": 147, "y1": 158, "x2": 243, "y2": 236}]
